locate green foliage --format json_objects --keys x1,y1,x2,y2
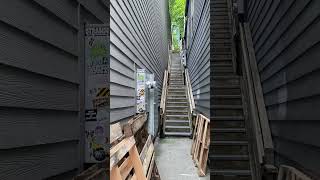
[{"x1": 169, "y1": 0, "x2": 186, "y2": 50}]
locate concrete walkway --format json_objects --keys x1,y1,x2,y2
[{"x1": 154, "y1": 137, "x2": 210, "y2": 180}]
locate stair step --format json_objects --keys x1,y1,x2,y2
[
  {"x1": 210, "y1": 169, "x2": 251, "y2": 176},
  {"x1": 212, "y1": 94, "x2": 241, "y2": 98},
  {"x1": 167, "y1": 97, "x2": 187, "y2": 100},
  {"x1": 212, "y1": 105, "x2": 242, "y2": 109},
  {"x1": 165, "y1": 125, "x2": 190, "y2": 129},
  {"x1": 166, "y1": 114, "x2": 188, "y2": 118},
  {"x1": 210, "y1": 155, "x2": 249, "y2": 161},
  {"x1": 212, "y1": 128, "x2": 246, "y2": 133},
  {"x1": 166, "y1": 105, "x2": 188, "y2": 109},
  {"x1": 164, "y1": 131, "x2": 191, "y2": 136},
  {"x1": 211, "y1": 140, "x2": 248, "y2": 146},
  {"x1": 211, "y1": 116, "x2": 244, "y2": 122}
]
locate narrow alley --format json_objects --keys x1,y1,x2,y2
[{"x1": 0, "y1": 0, "x2": 319, "y2": 179}]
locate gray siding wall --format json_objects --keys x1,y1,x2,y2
[
  {"x1": 0, "y1": 0, "x2": 108, "y2": 179},
  {"x1": 246, "y1": 0, "x2": 320, "y2": 177},
  {"x1": 110, "y1": 0, "x2": 169, "y2": 123},
  {"x1": 186, "y1": 0, "x2": 210, "y2": 117}
]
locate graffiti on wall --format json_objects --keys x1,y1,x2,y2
[{"x1": 85, "y1": 24, "x2": 109, "y2": 163}]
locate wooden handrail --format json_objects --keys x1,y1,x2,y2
[
  {"x1": 239, "y1": 22, "x2": 274, "y2": 166},
  {"x1": 227, "y1": 0, "x2": 238, "y2": 73},
  {"x1": 160, "y1": 70, "x2": 169, "y2": 115},
  {"x1": 185, "y1": 69, "x2": 195, "y2": 113}
]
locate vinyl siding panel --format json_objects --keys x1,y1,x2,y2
[
  {"x1": 110, "y1": 0, "x2": 168, "y2": 122},
  {"x1": 186, "y1": 0, "x2": 210, "y2": 117},
  {"x1": 247, "y1": 0, "x2": 320, "y2": 177},
  {"x1": 0, "y1": 0, "x2": 108, "y2": 178}
]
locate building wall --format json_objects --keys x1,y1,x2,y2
[
  {"x1": 110, "y1": 0, "x2": 169, "y2": 123},
  {"x1": 246, "y1": 0, "x2": 320, "y2": 177},
  {"x1": 186, "y1": 0, "x2": 210, "y2": 117},
  {"x1": 0, "y1": 0, "x2": 108, "y2": 179}
]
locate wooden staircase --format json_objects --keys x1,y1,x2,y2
[
  {"x1": 164, "y1": 55, "x2": 191, "y2": 137},
  {"x1": 210, "y1": 0, "x2": 253, "y2": 179}
]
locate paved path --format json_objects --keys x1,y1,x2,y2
[{"x1": 154, "y1": 137, "x2": 210, "y2": 180}]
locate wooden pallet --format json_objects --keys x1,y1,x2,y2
[
  {"x1": 110, "y1": 134, "x2": 159, "y2": 180},
  {"x1": 191, "y1": 114, "x2": 210, "y2": 176}
]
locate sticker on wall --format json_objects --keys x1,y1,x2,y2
[
  {"x1": 137, "y1": 69, "x2": 146, "y2": 113},
  {"x1": 84, "y1": 24, "x2": 109, "y2": 163}
]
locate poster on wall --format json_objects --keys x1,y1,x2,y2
[
  {"x1": 137, "y1": 69, "x2": 146, "y2": 113},
  {"x1": 85, "y1": 24, "x2": 109, "y2": 163}
]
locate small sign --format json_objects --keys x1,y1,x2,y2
[{"x1": 137, "y1": 69, "x2": 146, "y2": 113}]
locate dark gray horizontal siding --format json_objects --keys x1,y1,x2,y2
[
  {"x1": 110, "y1": 0, "x2": 168, "y2": 122},
  {"x1": 247, "y1": 0, "x2": 320, "y2": 177},
  {"x1": 186, "y1": 0, "x2": 210, "y2": 117},
  {"x1": 0, "y1": 141, "x2": 79, "y2": 180},
  {"x1": 0, "y1": 0, "x2": 108, "y2": 178}
]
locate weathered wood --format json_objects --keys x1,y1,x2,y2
[
  {"x1": 146, "y1": 154, "x2": 155, "y2": 180},
  {"x1": 142, "y1": 144, "x2": 154, "y2": 176},
  {"x1": 198, "y1": 114, "x2": 210, "y2": 176},
  {"x1": 111, "y1": 122, "x2": 123, "y2": 144},
  {"x1": 191, "y1": 115, "x2": 200, "y2": 155},
  {"x1": 124, "y1": 113, "x2": 147, "y2": 137},
  {"x1": 110, "y1": 136, "x2": 136, "y2": 169},
  {"x1": 191, "y1": 114, "x2": 210, "y2": 177},
  {"x1": 244, "y1": 23, "x2": 274, "y2": 164},
  {"x1": 140, "y1": 136, "x2": 152, "y2": 162}
]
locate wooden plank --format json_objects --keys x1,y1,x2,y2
[
  {"x1": 146, "y1": 154, "x2": 155, "y2": 180},
  {"x1": 142, "y1": 145, "x2": 154, "y2": 176},
  {"x1": 110, "y1": 122, "x2": 123, "y2": 144},
  {"x1": 110, "y1": 166, "x2": 122, "y2": 180},
  {"x1": 129, "y1": 145, "x2": 146, "y2": 180},
  {"x1": 193, "y1": 116, "x2": 204, "y2": 164},
  {"x1": 191, "y1": 115, "x2": 200, "y2": 155},
  {"x1": 140, "y1": 135, "x2": 152, "y2": 162},
  {"x1": 198, "y1": 116, "x2": 209, "y2": 176},
  {"x1": 119, "y1": 158, "x2": 133, "y2": 179},
  {"x1": 110, "y1": 136, "x2": 136, "y2": 169}
]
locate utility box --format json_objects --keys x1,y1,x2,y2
[
  {"x1": 136, "y1": 70, "x2": 159, "y2": 136},
  {"x1": 145, "y1": 73, "x2": 159, "y2": 137}
]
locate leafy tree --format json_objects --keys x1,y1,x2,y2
[{"x1": 169, "y1": 0, "x2": 186, "y2": 50}]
